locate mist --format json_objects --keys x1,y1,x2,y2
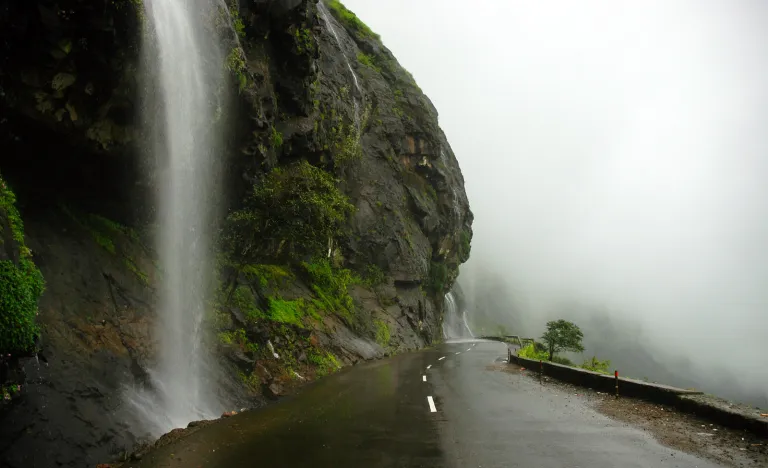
[{"x1": 343, "y1": 0, "x2": 768, "y2": 406}]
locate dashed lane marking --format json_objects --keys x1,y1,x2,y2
[
  {"x1": 423, "y1": 375, "x2": 426, "y2": 382},
  {"x1": 427, "y1": 396, "x2": 437, "y2": 412},
  {"x1": 438, "y1": 356, "x2": 446, "y2": 361}
]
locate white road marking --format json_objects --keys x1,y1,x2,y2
[
  {"x1": 427, "y1": 365, "x2": 432, "y2": 369},
  {"x1": 467, "y1": 348, "x2": 471, "y2": 351},
  {"x1": 455, "y1": 352, "x2": 461, "y2": 355},
  {"x1": 423, "y1": 375, "x2": 426, "y2": 382},
  {"x1": 438, "y1": 356, "x2": 446, "y2": 361},
  {"x1": 427, "y1": 396, "x2": 437, "y2": 412},
  {"x1": 473, "y1": 343, "x2": 477, "y2": 347}
]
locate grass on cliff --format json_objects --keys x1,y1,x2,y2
[
  {"x1": 327, "y1": 0, "x2": 380, "y2": 41},
  {"x1": 0, "y1": 175, "x2": 45, "y2": 355}
]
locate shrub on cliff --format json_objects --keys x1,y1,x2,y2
[
  {"x1": 223, "y1": 161, "x2": 354, "y2": 263},
  {"x1": 0, "y1": 176, "x2": 45, "y2": 356}
]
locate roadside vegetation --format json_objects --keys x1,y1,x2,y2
[{"x1": 515, "y1": 319, "x2": 612, "y2": 374}]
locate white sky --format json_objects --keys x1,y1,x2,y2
[{"x1": 343, "y1": 0, "x2": 768, "y2": 396}]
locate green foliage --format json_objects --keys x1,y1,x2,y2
[
  {"x1": 552, "y1": 356, "x2": 574, "y2": 366},
  {"x1": 230, "y1": 285, "x2": 265, "y2": 323},
  {"x1": 427, "y1": 261, "x2": 448, "y2": 294},
  {"x1": 331, "y1": 124, "x2": 362, "y2": 167},
  {"x1": 301, "y1": 259, "x2": 357, "y2": 322},
  {"x1": 218, "y1": 328, "x2": 259, "y2": 354},
  {"x1": 541, "y1": 319, "x2": 584, "y2": 361},
  {"x1": 225, "y1": 48, "x2": 248, "y2": 91},
  {"x1": 271, "y1": 126, "x2": 283, "y2": 148},
  {"x1": 0, "y1": 259, "x2": 44, "y2": 355},
  {"x1": 581, "y1": 356, "x2": 611, "y2": 374},
  {"x1": 356, "y1": 52, "x2": 380, "y2": 73},
  {"x1": 0, "y1": 175, "x2": 45, "y2": 356},
  {"x1": 294, "y1": 25, "x2": 314, "y2": 54},
  {"x1": 361, "y1": 264, "x2": 386, "y2": 287},
  {"x1": 230, "y1": 7, "x2": 246, "y2": 39},
  {"x1": 308, "y1": 349, "x2": 342, "y2": 377},
  {"x1": 458, "y1": 229, "x2": 471, "y2": 262},
  {"x1": 239, "y1": 264, "x2": 292, "y2": 289},
  {"x1": 223, "y1": 161, "x2": 355, "y2": 262},
  {"x1": 518, "y1": 343, "x2": 548, "y2": 361},
  {"x1": 374, "y1": 319, "x2": 391, "y2": 347},
  {"x1": 327, "y1": 0, "x2": 380, "y2": 40},
  {"x1": 0, "y1": 177, "x2": 25, "y2": 245}
]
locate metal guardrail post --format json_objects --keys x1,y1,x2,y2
[{"x1": 615, "y1": 370, "x2": 619, "y2": 398}]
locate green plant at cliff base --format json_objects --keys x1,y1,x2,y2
[
  {"x1": 230, "y1": 7, "x2": 246, "y2": 39},
  {"x1": 374, "y1": 319, "x2": 391, "y2": 347},
  {"x1": 0, "y1": 176, "x2": 45, "y2": 355},
  {"x1": 301, "y1": 258, "x2": 357, "y2": 322},
  {"x1": 327, "y1": 0, "x2": 380, "y2": 40},
  {"x1": 223, "y1": 161, "x2": 354, "y2": 262},
  {"x1": 294, "y1": 25, "x2": 314, "y2": 54},
  {"x1": 308, "y1": 349, "x2": 341, "y2": 377}
]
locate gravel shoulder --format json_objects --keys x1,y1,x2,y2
[{"x1": 498, "y1": 364, "x2": 768, "y2": 468}]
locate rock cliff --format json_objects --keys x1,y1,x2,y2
[{"x1": 0, "y1": 0, "x2": 472, "y2": 466}]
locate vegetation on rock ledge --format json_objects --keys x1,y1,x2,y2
[{"x1": 0, "y1": 175, "x2": 45, "y2": 356}]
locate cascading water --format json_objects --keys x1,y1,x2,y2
[
  {"x1": 443, "y1": 292, "x2": 474, "y2": 340},
  {"x1": 125, "y1": 0, "x2": 225, "y2": 435},
  {"x1": 318, "y1": 1, "x2": 362, "y2": 131}
]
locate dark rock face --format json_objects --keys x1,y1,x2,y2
[{"x1": 0, "y1": 1, "x2": 472, "y2": 466}]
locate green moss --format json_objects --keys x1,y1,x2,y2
[
  {"x1": 458, "y1": 229, "x2": 471, "y2": 263},
  {"x1": 225, "y1": 48, "x2": 248, "y2": 91},
  {"x1": 374, "y1": 319, "x2": 391, "y2": 347},
  {"x1": 0, "y1": 178, "x2": 25, "y2": 245},
  {"x1": 427, "y1": 261, "x2": 448, "y2": 295},
  {"x1": 124, "y1": 258, "x2": 148, "y2": 285},
  {"x1": 271, "y1": 126, "x2": 283, "y2": 148},
  {"x1": 356, "y1": 52, "x2": 380, "y2": 73},
  {"x1": 293, "y1": 24, "x2": 314, "y2": 54},
  {"x1": 302, "y1": 259, "x2": 358, "y2": 322},
  {"x1": 231, "y1": 286, "x2": 265, "y2": 323},
  {"x1": 327, "y1": 0, "x2": 380, "y2": 41},
  {"x1": 308, "y1": 349, "x2": 342, "y2": 377},
  {"x1": 267, "y1": 298, "x2": 310, "y2": 327},
  {"x1": 239, "y1": 264, "x2": 292, "y2": 288}
]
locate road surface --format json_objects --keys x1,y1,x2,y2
[{"x1": 132, "y1": 341, "x2": 723, "y2": 467}]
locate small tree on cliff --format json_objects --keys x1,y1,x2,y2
[
  {"x1": 223, "y1": 161, "x2": 354, "y2": 263},
  {"x1": 541, "y1": 319, "x2": 584, "y2": 362}
]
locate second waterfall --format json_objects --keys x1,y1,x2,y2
[{"x1": 127, "y1": 0, "x2": 229, "y2": 434}]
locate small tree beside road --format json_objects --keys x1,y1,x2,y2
[{"x1": 541, "y1": 319, "x2": 584, "y2": 362}]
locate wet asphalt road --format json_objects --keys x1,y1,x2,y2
[{"x1": 132, "y1": 341, "x2": 723, "y2": 468}]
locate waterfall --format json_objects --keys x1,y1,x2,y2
[
  {"x1": 125, "y1": 0, "x2": 225, "y2": 436},
  {"x1": 317, "y1": 1, "x2": 362, "y2": 131},
  {"x1": 443, "y1": 292, "x2": 474, "y2": 340}
]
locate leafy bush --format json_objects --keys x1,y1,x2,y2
[
  {"x1": 0, "y1": 260, "x2": 44, "y2": 355},
  {"x1": 552, "y1": 356, "x2": 574, "y2": 366},
  {"x1": 374, "y1": 319, "x2": 391, "y2": 347},
  {"x1": 0, "y1": 175, "x2": 44, "y2": 356},
  {"x1": 225, "y1": 48, "x2": 247, "y2": 91},
  {"x1": 223, "y1": 161, "x2": 355, "y2": 263},
  {"x1": 581, "y1": 356, "x2": 611, "y2": 374},
  {"x1": 327, "y1": 0, "x2": 380, "y2": 40},
  {"x1": 518, "y1": 343, "x2": 548, "y2": 361}
]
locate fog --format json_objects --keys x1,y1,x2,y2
[{"x1": 343, "y1": 0, "x2": 768, "y2": 406}]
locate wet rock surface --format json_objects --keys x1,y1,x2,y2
[{"x1": 0, "y1": 1, "x2": 472, "y2": 466}]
